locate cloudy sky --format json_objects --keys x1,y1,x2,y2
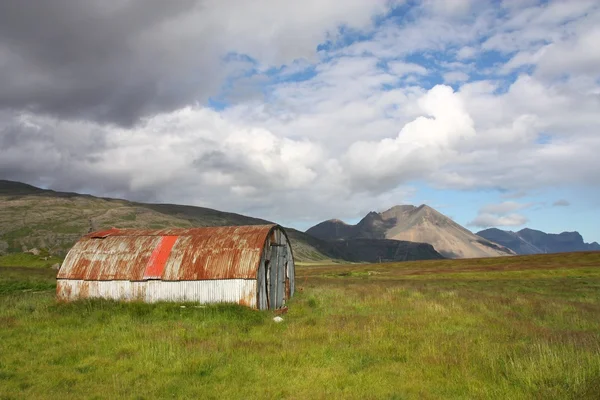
[{"x1": 1, "y1": 0, "x2": 599, "y2": 242}]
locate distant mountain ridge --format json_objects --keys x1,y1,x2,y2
[
  {"x1": 0, "y1": 180, "x2": 444, "y2": 263},
  {"x1": 477, "y1": 228, "x2": 600, "y2": 255},
  {"x1": 326, "y1": 238, "x2": 444, "y2": 263},
  {"x1": 307, "y1": 204, "x2": 514, "y2": 259}
]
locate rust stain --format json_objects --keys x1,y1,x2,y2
[
  {"x1": 57, "y1": 281, "x2": 71, "y2": 301},
  {"x1": 239, "y1": 288, "x2": 254, "y2": 308},
  {"x1": 79, "y1": 281, "x2": 89, "y2": 299}
]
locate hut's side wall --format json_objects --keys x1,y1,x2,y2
[{"x1": 56, "y1": 279, "x2": 257, "y2": 308}]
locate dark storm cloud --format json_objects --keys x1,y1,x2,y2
[
  {"x1": 0, "y1": 0, "x2": 225, "y2": 126},
  {"x1": 0, "y1": 112, "x2": 111, "y2": 189}
]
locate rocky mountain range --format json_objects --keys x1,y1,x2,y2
[
  {"x1": 307, "y1": 205, "x2": 515, "y2": 259},
  {"x1": 0, "y1": 180, "x2": 443, "y2": 263},
  {"x1": 477, "y1": 228, "x2": 600, "y2": 255},
  {"x1": 325, "y1": 238, "x2": 444, "y2": 262}
]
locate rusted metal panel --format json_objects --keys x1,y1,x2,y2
[
  {"x1": 143, "y1": 236, "x2": 178, "y2": 279},
  {"x1": 58, "y1": 235, "x2": 162, "y2": 280},
  {"x1": 162, "y1": 238, "x2": 261, "y2": 280},
  {"x1": 56, "y1": 279, "x2": 257, "y2": 307}
]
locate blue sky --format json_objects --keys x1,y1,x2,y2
[{"x1": 1, "y1": 0, "x2": 599, "y2": 242}]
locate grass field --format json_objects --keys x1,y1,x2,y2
[
  {"x1": 0, "y1": 253, "x2": 62, "y2": 269},
  {"x1": 1, "y1": 252, "x2": 600, "y2": 399}
]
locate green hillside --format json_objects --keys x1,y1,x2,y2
[{"x1": 0, "y1": 180, "x2": 337, "y2": 262}]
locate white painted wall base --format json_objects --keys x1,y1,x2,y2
[{"x1": 57, "y1": 279, "x2": 258, "y2": 308}]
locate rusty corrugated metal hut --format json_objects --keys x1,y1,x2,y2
[{"x1": 57, "y1": 225, "x2": 294, "y2": 310}]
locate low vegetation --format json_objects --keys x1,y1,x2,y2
[
  {"x1": 0, "y1": 253, "x2": 62, "y2": 269},
  {"x1": 1, "y1": 252, "x2": 599, "y2": 399}
]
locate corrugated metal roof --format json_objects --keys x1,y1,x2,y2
[{"x1": 58, "y1": 225, "x2": 281, "y2": 281}]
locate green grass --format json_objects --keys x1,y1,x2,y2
[
  {"x1": 0, "y1": 267, "x2": 57, "y2": 294},
  {"x1": 0, "y1": 253, "x2": 62, "y2": 268},
  {"x1": 34, "y1": 222, "x2": 87, "y2": 234},
  {"x1": 1, "y1": 252, "x2": 600, "y2": 399}
]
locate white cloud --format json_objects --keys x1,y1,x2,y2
[
  {"x1": 536, "y1": 27, "x2": 600, "y2": 79},
  {"x1": 481, "y1": 201, "x2": 532, "y2": 214},
  {"x1": 468, "y1": 201, "x2": 531, "y2": 228},
  {"x1": 501, "y1": 46, "x2": 548, "y2": 73},
  {"x1": 501, "y1": 191, "x2": 529, "y2": 199},
  {"x1": 469, "y1": 213, "x2": 528, "y2": 228},
  {"x1": 388, "y1": 61, "x2": 428, "y2": 77},
  {"x1": 207, "y1": 0, "x2": 394, "y2": 64},
  {"x1": 422, "y1": 0, "x2": 476, "y2": 17},
  {"x1": 227, "y1": 56, "x2": 424, "y2": 149},
  {"x1": 1, "y1": 107, "x2": 325, "y2": 209},
  {"x1": 483, "y1": 1, "x2": 598, "y2": 54},
  {"x1": 456, "y1": 46, "x2": 477, "y2": 59},
  {"x1": 443, "y1": 71, "x2": 470, "y2": 83},
  {"x1": 500, "y1": 0, "x2": 540, "y2": 12},
  {"x1": 343, "y1": 84, "x2": 476, "y2": 192},
  {"x1": 337, "y1": 4, "x2": 491, "y2": 59},
  {"x1": 553, "y1": 199, "x2": 570, "y2": 207}
]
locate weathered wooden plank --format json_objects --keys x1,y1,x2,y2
[
  {"x1": 277, "y1": 247, "x2": 286, "y2": 307},
  {"x1": 269, "y1": 245, "x2": 278, "y2": 309}
]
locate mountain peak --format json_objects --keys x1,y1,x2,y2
[
  {"x1": 382, "y1": 204, "x2": 440, "y2": 220},
  {"x1": 415, "y1": 204, "x2": 435, "y2": 215},
  {"x1": 382, "y1": 204, "x2": 416, "y2": 213},
  {"x1": 307, "y1": 204, "x2": 514, "y2": 259},
  {"x1": 380, "y1": 205, "x2": 417, "y2": 221}
]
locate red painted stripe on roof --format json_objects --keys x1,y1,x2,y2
[{"x1": 143, "y1": 236, "x2": 178, "y2": 279}]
